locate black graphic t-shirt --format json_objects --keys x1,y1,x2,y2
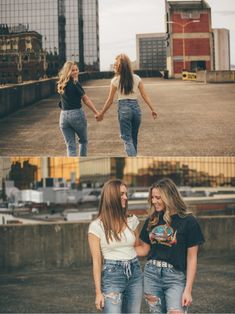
[
  {"x1": 140, "y1": 213, "x2": 205, "y2": 272},
  {"x1": 60, "y1": 79, "x2": 85, "y2": 110}
]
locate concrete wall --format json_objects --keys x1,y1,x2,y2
[
  {"x1": 0, "y1": 78, "x2": 57, "y2": 118},
  {"x1": 0, "y1": 216, "x2": 235, "y2": 272},
  {"x1": 196, "y1": 70, "x2": 235, "y2": 83},
  {"x1": 0, "y1": 222, "x2": 90, "y2": 271}
]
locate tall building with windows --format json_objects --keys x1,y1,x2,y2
[
  {"x1": 0, "y1": 0, "x2": 100, "y2": 71},
  {"x1": 136, "y1": 33, "x2": 167, "y2": 70}
]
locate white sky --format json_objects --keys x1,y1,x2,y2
[{"x1": 99, "y1": 0, "x2": 235, "y2": 70}]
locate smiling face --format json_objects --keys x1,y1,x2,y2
[
  {"x1": 151, "y1": 188, "x2": 165, "y2": 213},
  {"x1": 70, "y1": 64, "x2": 79, "y2": 81},
  {"x1": 120, "y1": 184, "x2": 128, "y2": 209},
  {"x1": 113, "y1": 57, "x2": 121, "y2": 74}
]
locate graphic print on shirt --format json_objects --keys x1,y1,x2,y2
[{"x1": 149, "y1": 224, "x2": 177, "y2": 247}]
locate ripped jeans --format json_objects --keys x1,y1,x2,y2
[
  {"x1": 101, "y1": 257, "x2": 143, "y2": 313},
  {"x1": 144, "y1": 261, "x2": 186, "y2": 314}
]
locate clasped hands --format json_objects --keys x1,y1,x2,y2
[{"x1": 95, "y1": 112, "x2": 104, "y2": 122}]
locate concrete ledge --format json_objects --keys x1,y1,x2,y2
[
  {"x1": 0, "y1": 78, "x2": 57, "y2": 118},
  {"x1": 197, "y1": 70, "x2": 235, "y2": 83},
  {"x1": 0, "y1": 216, "x2": 234, "y2": 271}
]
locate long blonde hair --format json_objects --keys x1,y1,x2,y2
[
  {"x1": 98, "y1": 179, "x2": 129, "y2": 243},
  {"x1": 115, "y1": 54, "x2": 134, "y2": 95},
  {"x1": 57, "y1": 61, "x2": 77, "y2": 94},
  {"x1": 148, "y1": 178, "x2": 190, "y2": 229}
]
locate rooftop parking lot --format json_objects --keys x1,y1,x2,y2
[{"x1": 0, "y1": 78, "x2": 234, "y2": 156}]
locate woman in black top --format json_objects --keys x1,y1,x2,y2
[
  {"x1": 57, "y1": 61, "x2": 99, "y2": 156},
  {"x1": 135, "y1": 178, "x2": 205, "y2": 314}
]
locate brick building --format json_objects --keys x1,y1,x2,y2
[
  {"x1": 0, "y1": 26, "x2": 47, "y2": 84},
  {"x1": 165, "y1": 0, "x2": 213, "y2": 77}
]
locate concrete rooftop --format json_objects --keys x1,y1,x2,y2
[
  {"x1": 0, "y1": 255, "x2": 235, "y2": 313},
  {"x1": 0, "y1": 78, "x2": 235, "y2": 156}
]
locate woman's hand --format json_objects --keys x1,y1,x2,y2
[
  {"x1": 152, "y1": 110, "x2": 158, "y2": 119},
  {"x1": 95, "y1": 292, "x2": 104, "y2": 311},
  {"x1": 95, "y1": 113, "x2": 104, "y2": 122},
  {"x1": 182, "y1": 288, "x2": 193, "y2": 307}
]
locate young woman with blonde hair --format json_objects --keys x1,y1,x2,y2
[
  {"x1": 96, "y1": 53, "x2": 157, "y2": 156},
  {"x1": 136, "y1": 178, "x2": 204, "y2": 314},
  {"x1": 57, "y1": 61, "x2": 99, "y2": 156},
  {"x1": 88, "y1": 179, "x2": 142, "y2": 313}
]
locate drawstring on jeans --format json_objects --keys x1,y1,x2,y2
[{"x1": 123, "y1": 261, "x2": 132, "y2": 279}]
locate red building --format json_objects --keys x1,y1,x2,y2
[{"x1": 165, "y1": 0, "x2": 213, "y2": 77}]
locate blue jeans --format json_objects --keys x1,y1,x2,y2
[
  {"x1": 101, "y1": 257, "x2": 143, "y2": 313},
  {"x1": 59, "y1": 108, "x2": 88, "y2": 156},
  {"x1": 118, "y1": 99, "x2": 141, "y2": 156},
  {"x1": 144, "y1": 261, "x2": 186, "y2": 314}
]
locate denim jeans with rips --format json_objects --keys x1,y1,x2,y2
[
  {"x1": 59, "y1": 108, "x2": 88, "y2": 156},
  {"x1": 101, "y1": 257, "x2": 143, "y2": 314},
  {"x1": 144, "y1": 261, "x2": 187, "y2": 314},
  {"x1": 118, "y1": 99, "x2": 141, "y2": 156}
]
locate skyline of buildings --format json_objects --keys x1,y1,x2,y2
[
  {"x1": 1, "y1": 157, "x2": 235, "y2": 191},
  {"x1": 0, "y1": 0, "x2": 232, "y2": 81},
  {"x1": 0, "y1": 0, "x2": 100, "y2": 71},
  {"x1": 98, "y1": 0, "x2": 234, "y2": 71}
]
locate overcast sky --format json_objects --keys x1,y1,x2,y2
[{"x1": 99, "y1": 0, "x2": 235, "y2": 70}]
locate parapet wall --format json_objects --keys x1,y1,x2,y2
[
  {"x1": 0, "y1": 78, "x2": 57, "y2": 118},
  {"x1": 196, "y1": 70, "x2": 235, "y2": 83},
  {"x1": 0, "y1": 216, "x2": 234, "y2": 272}
]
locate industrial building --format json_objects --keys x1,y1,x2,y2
[{"x1": 165, "y1": 0, "x2": 213, "y2": 77}]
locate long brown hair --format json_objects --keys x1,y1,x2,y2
[
  {"x1": 148, "y1": 178, "x2": 190, "y2": 229},
  {"x1": 57, "y1": 61, "x2": 77, "y2": 94},
  {"x1": 98, "y1": 179, "x2": 128, "y2": 243},
  {"x1": 115, "y1": 54, "x2": 134, "y2": 95}
]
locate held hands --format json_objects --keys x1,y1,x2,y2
[
  {"x1": 95, "y1": 112, "x2": 104, "y2": 122},
  {"x1": 95, "y1": 292, "x2": 104, "y2": 311}
]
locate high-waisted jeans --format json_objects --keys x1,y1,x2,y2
[
  {"x1": 144, "y1": 261, "x2": 186, "y2": 313},
  {"x1": 101, "y1": 257, "x2": 143, "y2": 313},
  {"x1": 59, "y1": 108, "x2": 88, "y2": 156},
  {"x1": 118, "y1": 99, "x2": 141, "y2": 156}
]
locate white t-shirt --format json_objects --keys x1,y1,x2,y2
[
  {"x1": 111, "y1": 74, "x2": 141, "y2": 100},
  {"x1": 88, "y1": 215, "x2": 139, "y2": 260}
]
